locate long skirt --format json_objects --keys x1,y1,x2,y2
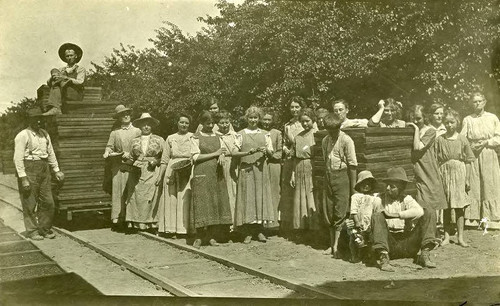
[
  {"x1": 292, "y1": 159, "x2": 319, "y2": 230},
  {"x1": 220, "y1": 156, "x2": 238, "y2": 223},
  {"x1": 279, "y1": 158, "x2": 294, "y2": 229},
  {"x1": 125, "y1": 162, "x2": 160, "y2": 229},
  {"x1": 234, "y1": 162, "x2": 275, "y2": 227},
  {"x1": 157, "y1": 166, "x2": 192, "y2": 234},
  {"x1": 265, "y1": 161, "x2": 281, "y2": 228},
  {"x1": 467, "y1": 147, "x2": 500, "y2": 221},
  {"x1": 110, "y1": 163, "x2": 129, "y2": 222},
  {"x1": 439, "y1": 159, "x2": 469, "y2": 209},
  {"x1": 190, "y1": 161, "x2": 232, "y2": 230}
]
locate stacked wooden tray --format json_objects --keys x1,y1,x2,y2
[
  {"x1": 38, "y1": 85, "x2": 116, "y2": 219},
  {"x1": 312, "y1": 127, "x2": 416, "y2": 200}
]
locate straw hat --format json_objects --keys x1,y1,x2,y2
[
  {"x1": 113, "y1": 105, "x2": 132, "y2": 119},
  {"x1": 133, "y1": 113, "x2": 159, "y2": 127},
  {"x1": 354, "y1": 170, "x2": 377, "y2": 192},
  {"x1": 58, "y1": 43, "x2": 83, "y2": 63},
  {"x1": 382, "y1": 167, "x2": 410, "y2": 183}
]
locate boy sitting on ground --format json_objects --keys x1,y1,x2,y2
[{"x1": 346, "y1": 170, "x2": 381, "y2": 263}]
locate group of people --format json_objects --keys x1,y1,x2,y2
[
  {"x1": 13, "y1": 43, "x2": 500, "y2": 272},
  {"x1": 102, "y1": 92, "x2": 500, "y2": 271}
]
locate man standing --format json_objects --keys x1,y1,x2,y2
[
  {"x1": 13, "y1": 107, "x2": 64, "y2": 240},
  {"x1": 43, "y1": 42, "x2": 86, "y2": 116},
  {"x1": 371, "y1": 167, "x2": 440, "y2": 271}
]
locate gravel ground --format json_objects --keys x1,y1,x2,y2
[{"x1": 0, "y1": 196, "x2": 171, "y2": 296}]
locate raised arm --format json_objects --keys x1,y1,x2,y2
[{"x1": 368, "y1": 100, "x2": 385, "y2": 127}]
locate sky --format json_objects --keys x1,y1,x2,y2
[{"x1": 0, "y1": 0, "x2": 241, "y2": 113}]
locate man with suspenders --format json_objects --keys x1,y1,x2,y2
[{"x1": 13, "y1": 108, "x2": 65, "y2": 240}]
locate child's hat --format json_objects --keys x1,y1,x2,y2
[{"x1": 355, "y1": 170, "x2": 377, "y2": 192}]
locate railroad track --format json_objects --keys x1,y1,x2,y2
[{"x1": 0, "y1": 180, "x2": 345, "y2": 299}]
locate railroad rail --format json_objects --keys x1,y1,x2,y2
[{"x1": 0, "y1": 180, "x2": 345, "y2": 299}]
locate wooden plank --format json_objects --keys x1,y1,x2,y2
[
  {"x1": 53, "y1": 227, "x2": 198, "y2": 297},
  {"x1": 0, "y1": 261, "x2": 58, "y2": 271},
  {"x1": 0, "y1": 250, "x2": 41, "y2": 257}
]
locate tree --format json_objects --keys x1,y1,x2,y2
[{"x1": 87, "y1": 0, "x2": 500, "y2": 136}]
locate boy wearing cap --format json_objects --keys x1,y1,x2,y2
[
  {"x1": 371, "y1": 167, "x2": 440, "y2": 272},
  {"x1": 347, "y1": 170, "x2": 381, "y2": 263},
  {"x1": 13, "y1": 108, "x2": 65, "y2": 240},
  {"x1": 44, "y1": 43, "x2": 86, "y2": 116}
]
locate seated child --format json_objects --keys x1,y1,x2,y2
[{"x1": 348, "y1": 170, "x2": 381, "y2": 263}]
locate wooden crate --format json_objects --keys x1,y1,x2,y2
[
  {"x1": 312, "y1": 128, "x2": 416, "y2": 197},
  {"x1": 39, "y1": 85, "x2": 116, "y2": 217}
]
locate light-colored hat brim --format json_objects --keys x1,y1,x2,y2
[
  {"x1": 113, "y1": 108, "x2": 132, "y2": 119},
  {"x1": 354, "y1": 177, "x2": 377, "y2": 191},
  {"x1": 133, "y1": 117, "x2": 160, "y2": 127}
]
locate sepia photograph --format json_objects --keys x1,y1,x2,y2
[{"x1": 0, "y1": 0, "x2": 499, "y2": 305}]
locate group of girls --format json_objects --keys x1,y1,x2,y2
[
  {"x1": 357, "y1": 92, "x2": 500, "y2": 248},
  {"x1": 104, "y1": 91, "x2": 500, "y2": 253},
  {"x1": 405, "y1": 93, "x2": 500, "y2": 247}
]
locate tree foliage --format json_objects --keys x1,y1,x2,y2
[
  {"x1": 0, "y1": 98, "x2": 38, "y2": 150},
  {"x1": 85, "y1": 0, "x2": 500, "y2": 136}
]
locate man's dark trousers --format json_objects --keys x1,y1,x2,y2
[{"x1": 17, "y1": 160, "x2": 55, "y2": 236}]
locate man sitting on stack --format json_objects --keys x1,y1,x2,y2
[{"x1": 43, "y1": 42, "x2": 86, "y2": 116}]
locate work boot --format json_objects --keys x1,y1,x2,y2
[
  {"x1": 417, "y1": 249, "x2": 436, "y2": 268},
  {"x1": 193, "y1": 239, "x2": 202, "y2": 249},
  {"x1": 378, "y1": 251, "x2": 395, "y2": 272},
  {"x1": 43, "y1": 230, "x2": 56, "y2": 239},
  {"x1": 29, "y1": 233, "x2": 44, "y2": 241},
  {"x1": 42, "y1": 107, "x2": 62, "y2": 116}
]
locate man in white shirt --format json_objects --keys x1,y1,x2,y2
[
  {"x1": 13, "y1": 108, "x2": 65, "y2": 240},
  {"x1": 43, "y1": 43, "x2": 86, "y2": 116},
  {"x1": 371, "y1": 167, "x2": 440, "y2": 271}
]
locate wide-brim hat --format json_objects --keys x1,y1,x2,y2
[
  {"x1": 354, "y1": 170, "x2": 377, "y2": 192},
  {"x1": 27, "y1": 107, "x2": 45, "y2": 118},
  {"x1": 58, "y1": 43, "x2": 83, "y2": 63},
  {"x1": 113, "y1": 105, "x2": 132, "y2": 119},
  {"x1": 382, "y1": 167, "x2": 410, "y2": 183},
  {"x1": 133, "y1": 112, "x2": 160, "y2": 127}
]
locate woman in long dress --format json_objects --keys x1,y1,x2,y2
[
  {"x1": 156, "y1": 114, "x2": 193, "y2": 236},
  {"x1": 233, "y1": 106, "x2": 275, "y2": 243},
  {"x1": 103, "y1": 105, "x2": 141, "y2": 229},
  {"x1": 460, "y1": 92, "x2": 500, "y2": 222},
  {"x1": 261, "y1": 111, "x2": 282, "y2": 232},
  {"x1": 190, "y1": 111, "x2": 233, "y2": 248},
  {"x1": 290, "y1": 108, "x2": 320, "y2": 234},
  {"x1": 428, "y1": 103, "x2": 447, "y2": 225},
  {"x1": 281, "y1": 97, "x2": 306, "y2": 232},
  {"x1": 215, "y1": 110, "x2": 239, "y2": 223},
  {"x1": 407, "y1": 105, "x2": 447, "y2": 211},
  {"x1": 125, "y1": 113, "x2": 164, "y2": 230}
]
